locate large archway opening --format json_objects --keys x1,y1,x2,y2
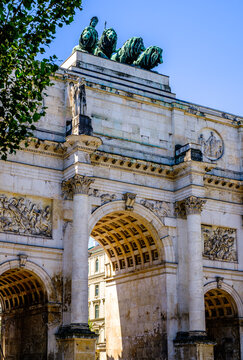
[
  {"x1": 205, "y1": 288, "x2": 241, "y2": 360},
  {"x1": 0, "y1": 268, "x2": 48, "y2": 360},
  {"x1": 90, "y1": 209, "x2": 168, "y2": 360}
]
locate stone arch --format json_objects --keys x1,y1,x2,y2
[
  {"x1": 204, "y1": 282, "x2": 242, "y2": 360},
  {"x1": 89, "y1": 200, "x2": 175, "y2": 266},
  {"x1": 204, "y1": 281, "x2": 243, "y2": 318},
  {"x1": 0, "y1": 259, "x2": 56, "y2": 303},
  {"x1": 0, "y1": 259, "x2": 55, "y2": 360}
]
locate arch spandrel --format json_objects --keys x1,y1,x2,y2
[{"x1": 89, "y1": 201, "x2": 175, "y2": 271}]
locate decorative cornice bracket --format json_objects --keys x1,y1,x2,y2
[{"x1": 123, "y1": 193, "x2": 136, "y2": 211}]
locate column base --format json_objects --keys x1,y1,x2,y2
[
  {"x1": 174, "y1": 332, "x2": 215, "y2": 360},
  {"x1": 56, "y1": 324, "x2": 98, "y2": 360}
]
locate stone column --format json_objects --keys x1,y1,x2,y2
[
  {"x1": 57, "y1": 175, "x2": 97, "y2": 360},
  {"x1": 184, "y1": 196, "x2": 206, "y2": 334},
  {"x1": 174, "y1": 196, "x2": 214, "y2": 360},
  {"x1": 70, "y1": 175, "x2": 93, "y2": 326}
]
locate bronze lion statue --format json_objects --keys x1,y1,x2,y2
[
  {"x1": 133, "y1": 46, "x2": 163, "y2": 70},
  {"x1": 72, "y1": 16, "x2": 99, "y2": 54},
  {"x1": 94, "y1": 28, "x2": 117, "y2": 59},
  {"x1": 111, "y1": 37, "x2": 145, "y2": 65}
]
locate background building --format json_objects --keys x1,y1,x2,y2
[{"x1": 88, "y1": 244, "x2": 106, "y2": 360}]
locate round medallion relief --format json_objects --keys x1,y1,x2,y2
[{"x1": 198, "y1": 129, "x2": 224, "y2": 160}]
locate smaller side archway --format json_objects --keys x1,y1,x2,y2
[
  {"x1": 0, "y1": 259, "x2": 57, "y2": 360},
  {"x1": 204, "y1": 283, "x2": 242, "y2": 360}
]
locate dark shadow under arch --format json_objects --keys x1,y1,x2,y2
[
  {"x1": 205, "y1": 288, "x2": 241, "y2": 360},
  {"x1": 0, "y1": 268, "x2": 48, "y2": 360}
]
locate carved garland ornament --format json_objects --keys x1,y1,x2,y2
[
  {"x1": 175, "y1": 196, "x2": 206, "y2": 218},
  {"x1": 202, "y1": 225, "x2": 237, "y2": 262},
  {"x1": 0, "y1": 194, "x2": 52, "y2": 237},
  {"x1": 62, "y1": 175, "x2": 94, "y2": 199}
]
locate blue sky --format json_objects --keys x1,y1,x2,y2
[{"x1": 44, "y1": 0, "x2": 243, "y2": 116}]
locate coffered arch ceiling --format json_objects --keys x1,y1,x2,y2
[
  {"x1": 0, "y1": 268, "x2": 47, "y2": 312},
  {"x1": 91, "y1": 211, "x2": 163, "y2": 272},
  {"x1": 205, "y1": 289, "x2": 238, "y2": 320}
]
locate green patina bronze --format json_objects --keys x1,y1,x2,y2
[
  {"x1": 72, "y1": 16, "x2": 98, "y2": 54},
  {"x1": 94, "y1": 28, "x2": 117, "y2": 59},
  {"x1": 72, "y1": 16, "x2": 164, "y2": 71},
  {"x1": 111, "y1": 37, "x2": 145, "y2": 65},
  {"x1": 133, "y1": 46, "x2": 163, "y2": 70}
]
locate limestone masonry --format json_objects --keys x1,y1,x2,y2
[{"x1": 0, "y1": 50, "x2": 242, "y2": 360}]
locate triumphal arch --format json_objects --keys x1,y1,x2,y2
[{"x1": 0, "y1": 18, "x2": 242, "y2": 360}]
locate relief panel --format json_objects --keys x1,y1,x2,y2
[
  {"x1": 0, "y1": 194, "x2": 52, "y2": 237},
  {"x1": 202, "y1": 225, "x2": 237, "y2": 262}
]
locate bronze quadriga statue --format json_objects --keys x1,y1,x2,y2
[{"x1": 73, "y1": 17, "x2": 163, "y2": 71}]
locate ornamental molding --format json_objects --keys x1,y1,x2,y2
[
  {"x1": 62, "y1": 175, "x2": 94, "y2": 199},
  {"x1": 65, "y1": 134, "x2": 102, "y2": 155},
  {"x1": 90, "y1": 152, "x2": 174, "y2": 178},
  {"x1": 175, "y1": 196, "x2": 206, "y2": 218},
  {"x1": 0, "y1": 194, "x2": 52, "y2": 237},
  {"x1": 140, "y1": 199, "x2": 173, "y2": 222},
  {"x1": 202, "y1": 225, "x2": 237, "y2": 262},
  {"x1": 20, "y1": 138, "x2": 66, "y2": 156},
  {"x1": 204, "y1": 174, "x2": 241, "y2": 191},
  {"x1": 198, "y1": 128, "x2": 224, "y2": 161}
]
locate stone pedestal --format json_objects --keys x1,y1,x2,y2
[
  {"x1": 174, "y1": 332, "x2": 215, "y2": 360},
  {"x1": 57, "y1": 324, "x2": 97, "y2": 360}
]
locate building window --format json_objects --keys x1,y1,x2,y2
[
  {"x1": 95, "y1": 284, "x2": 99, "y2": 296},
  {"x1": 95, "y1": 304, "x2": 99, "y2": 319},
  {"x1": 95, "y1": 258, "x2": 99, "y2": 272}
]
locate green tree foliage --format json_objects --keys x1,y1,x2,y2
[{"x1": 0, "y1": 0, "x2": 82, "y2": 160}]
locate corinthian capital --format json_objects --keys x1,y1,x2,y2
[
  {"x1": 62, "y1": 175, "x2": 94, "y2": 199},
  {"x1": 175, "y1": 196, "x2": 206, "y2": 218}
]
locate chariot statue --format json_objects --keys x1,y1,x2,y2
[
  {"x1": 133, "y1": 46, "x2": 163, "y2": 70},
  {"x1": 94, "y1": 28, "x2": 118, "y2": 59},
  {"x1": 72, "y1": 16, "x2": 99, "y2": 54},
  {"x1": 111, "y1": 37, "x2": 145, "y2": 65}
]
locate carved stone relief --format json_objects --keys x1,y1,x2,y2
[
  {"x1": 198, "y1": 129, "x2": 224, "y2": 160},
  {"x1": 0, "y1": 194, "x2": 52, "y2": 237},
  {"x1": 202, "y1": 225, "x2": 237, "y2": 262},
  {"x1": 140, "y1": 199, "x2": 173, "y2": 222},
  {"x1": 89, "y1": 189, "x2": 120, "y2": 212}
]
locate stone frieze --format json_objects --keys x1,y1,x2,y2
[
  {"x1": 0, "y1": 194, "x2": 52, "y2": 237},
  {"x1": 202, "y1": 225, "x2": 237, "y2": 262}
]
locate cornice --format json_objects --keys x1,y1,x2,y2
[
  {"x1": 90, "y1": 151, "x2": 174, "y2": 178},
  {"x1": 204, "y1": 174, "x2": 242, "y2": 192},
  {"x1": 20, "y1": 138, "x2": 66, "y2": 157}
]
